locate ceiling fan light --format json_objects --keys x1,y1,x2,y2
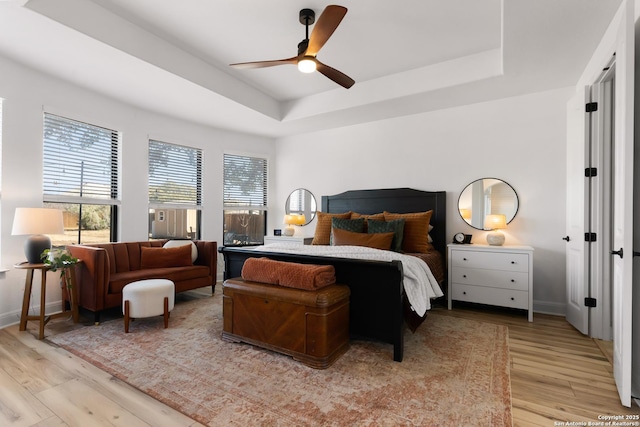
[{"x1": 298, "y1": 57, "x2": 316, "y2": 73}]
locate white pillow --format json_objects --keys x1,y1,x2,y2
[{"x1": 163, "y1": 240, "x2": 198, "y2": 263}]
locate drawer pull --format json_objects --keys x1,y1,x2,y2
[
  {"x1": 511, "y1": 261, "x2": 516, "y2": 264},
  {"x1": 463, "y1": 275, "x2": 467, "y2": 278},
  {"x1": 463, "y1": 257, "x2": 468, "y2": 261},
  {"x1": 463, "y1": 291, "x2": 467, "y2": 295},
  {"x1": 510, "y1": 297, "x2": 515, "y2": 301},
  {"x1": 510, "y1": 279, "x2": 515, "y2": 283}
]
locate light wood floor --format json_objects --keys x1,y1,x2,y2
[{"x1": 0, "y1": 291, "x2": 638, "y2": 426}]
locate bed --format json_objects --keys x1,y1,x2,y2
[{"x1": 219, "y1": 187, "x2": 447, "y2": 362}]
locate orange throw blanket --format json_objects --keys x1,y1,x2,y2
[{"x1": 241, "y1": 257, "x2": 336, "y2": 290}]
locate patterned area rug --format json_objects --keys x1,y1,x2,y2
[{"x1": 49, "y1": 293, "x2": 512, "y2": 426}]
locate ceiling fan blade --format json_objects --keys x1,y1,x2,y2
[
  {"x1": 306, "y1": 5, "x2": 347, "y2": 56},
  {"x1": 230, "y1": 56, "x2": 299, "y2": 69},
  {"x1": 316, "y1": 60, "x2": 355, "y2": 89}
]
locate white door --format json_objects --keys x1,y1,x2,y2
[
  {"x1": 565, "y1": 87, "x2": 590, "y2": 335},
  {"x1": 611, "y1": 0, "x2": 633, "y2": 407}
]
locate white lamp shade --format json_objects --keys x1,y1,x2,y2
[
  {"x1": 12, "y1": 208, "x2": 64, "y2": 236},
  {"x1": 484, "y1": 214, "x2": 507, "y2": 230}
]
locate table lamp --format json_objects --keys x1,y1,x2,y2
[
  {"x1": 12, "y1": 207, "x2": 64, "y2": 263},
  {"x1": 283, "y1": 214, "x2": 306, "y2": 236},
  {"x1": 484, "y1": 214, "x2": 507, "y2": 246}
]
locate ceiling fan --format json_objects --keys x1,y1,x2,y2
[{"x1": 230, "y1": 5, "x2": 355, "y2": 89}]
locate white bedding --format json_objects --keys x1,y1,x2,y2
[{"x1": 250, "y1": 243, "x2": 444, "y2": 317}]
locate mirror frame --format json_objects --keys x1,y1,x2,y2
[
  {"x1": 457, "y1": 178, "x2": 519, "y2": 230},
  {"x1": 285, "y1": 188, "x2": 317, "y2": 226}
]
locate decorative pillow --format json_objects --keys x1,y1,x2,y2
[
  {"x1": 383, "y1": 210, "x2": 433, "y2": 253},
  {"x1": 332, "y1": 217, "x2": 365, "y2": 232},
  {"x1": 367, "y1": 219, "x2": 405, "y2": 252},
  {"x1": 350, "y1": 212, "x2": 385, "y2": 221},
  {"x1": 330, "y1": 217, "x2": 365, "y2": 245},
  {"x1": 311, "y1": 211, "x2": 352, "y2": 245},
  {"x1": 428, "y1": 224, "x2": 434, "y2": 243},
  {"x1": 350, "y1": 212, "x2": 385, "y2": 231},
  {"x1": 140, "y1": 244, "x2": 193, "y2": 269},
  {"x1": 163, "y1": 240, "x2": 198, "y2": 263},
  {"x1": 331, "y1": 228, "x2": 394, "y2": 251}
]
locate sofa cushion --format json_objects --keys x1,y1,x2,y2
[
  {"x1": 95, "y1": 241, "x2": 161, "y2": 273},
  {"x1": 109, "y1": 266, "x2": 210, "y2": 294},
  {"x1": 163, "y1": 240, "x2": 198, "y2": 262},
  {"x1": 140, "y1": 245, "x2": 193, "y2": 269}
]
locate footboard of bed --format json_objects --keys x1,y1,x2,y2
[{"x1": 219, "y1": 246, "x2": 405, "y2": 362}]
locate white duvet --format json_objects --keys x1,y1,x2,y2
[{"x1": 250, "y1": 243, "x2": 444, "y2": 317}]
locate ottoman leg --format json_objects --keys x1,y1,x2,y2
[
  {"x1": 163, "y1": 296, "x2": 169, "y2": 329},
  {"x1": 124, "y1": 300, "x2": 130, "y2": 333}
]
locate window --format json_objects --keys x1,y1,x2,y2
[
  {"x1": 148, "y1": 140, "x2": 202, "y2": 240},
  {"x1": 223, "y1": 153, "x2": 267, "y2": 246},
  {"x1": 43, "y1": 113, "x2": 119, "y2": 245}
]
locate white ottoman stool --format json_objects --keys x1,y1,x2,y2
[{"x1": 122, "y1": 279, "x2": 175, "y2": 333}]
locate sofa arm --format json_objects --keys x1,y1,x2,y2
[
  {"x1": 67, "y1": 245, "x2": 110, "y2": 312},
  {"x1": 194, "y1": 241, "x2": 217, "y2": 281}
]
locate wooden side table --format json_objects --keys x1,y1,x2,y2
[{"x1": 14, "y1": 262, "x2": 80, "y2": 339}]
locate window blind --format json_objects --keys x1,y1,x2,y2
[
  {"x1": 43, "y1": 113, "x2": 119, "y2": 204},
  {"x1": 149, "y1": 140, "x2": 202, "y2": 209},
  {"x1": 223, "y1": 153, "x2": 267, "y2": 209}
]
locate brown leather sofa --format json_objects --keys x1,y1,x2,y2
[{"x1": 67, "y1": 240, "x2": 217, "y2": 323}]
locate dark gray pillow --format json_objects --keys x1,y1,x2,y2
[
  {"x1": 330, "y1": 217, "x2": 365, "y2": 245},
  {"x1": 367, "y1": 219, "x2": 405, "y2": 252}
]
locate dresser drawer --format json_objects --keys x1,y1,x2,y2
[
  {"x1": 450, "y1": 250, "x2": 529, "y2": 273},
  {"x1": 451, "y1": 283, "x2": 528, "y2": 310},
  {"x1": 451, "y1": 268, "x2": 529, "y2": 291}
]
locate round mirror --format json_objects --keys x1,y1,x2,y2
[
  {"x1": 458, "y1": 178, "x2": 519, "y2": 230},
  {"x1": 285, "y1": 188, "x2": 317, "y2": 226}
]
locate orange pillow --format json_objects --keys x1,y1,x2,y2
[
  {"x1": 311, "y1": 211, "x2": 352, "y2": 245},
  {"x1": 350, "y1": 212, "x2": 385, "y2": 221},
  {"x1": 140, "y1": 244, "x2": 193, "y2": 269},
  {"x1": 332, "y1": 228, "x2": 394, "y2": 250},
  {"x1": 383, "y1": 210, "x2": 433, "y2": 253}
]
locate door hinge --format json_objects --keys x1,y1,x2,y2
[
  {"x1": 585, "y1": 167, "x2": 597, "y2": 177},
  {"x1": 585, "y1": 297, "x2": 597, "y2": 308},
  {"x1": 585, "y1": 232, "x2": 597, "y2": 242},
  {"x1": 586, "y1": 102, "x2": 598, "y2": 112}
]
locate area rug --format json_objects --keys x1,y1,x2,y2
[{"x1": 49, "y1": 293, "x2": 512, "y2": 426}]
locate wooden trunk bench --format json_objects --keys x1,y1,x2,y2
[{"x1": 222, "y1": 278, "x2": 350, "y2": 369}]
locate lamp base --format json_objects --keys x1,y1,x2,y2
[
  {"x1": 486, "y1": 231, "x2": 505, "y2": 246},
  {"x1": 25, "y1": 234, "x2": 52, "y2": 264},
  {"x1": 283, "y1": 226, "x2": 295, "y2": 237}
]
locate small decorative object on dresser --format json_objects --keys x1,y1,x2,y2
[
  {"x1": 283, "y1": 214, "x2": 306, "y2": 236},
  {"x1": 264, "y1": 235, "x2": 313, "y2": 245},
  {"x1": 484, "y1": 214, "x2": 507, "y2": 246},
  {"x1": 452, "y1": 233, "x2": 472, "y2": 244},
  {"x1": 448, "y1": 243, "x2": 534, "y2": 321}
]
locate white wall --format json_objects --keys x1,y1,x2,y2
[
  {"x1": 272, "y1": 87, "x2": 573, "y2": 315},
  {"x1": 0, "y1": 54, "x2": 275, "y2": 328},
  {"x1": 0, "y1": 49, "x2": 573, "y2": 328}
]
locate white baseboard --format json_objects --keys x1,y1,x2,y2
[{"x1": 0, "y1": 300, "x2": 65, "y2": 330}]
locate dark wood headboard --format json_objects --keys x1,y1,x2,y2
[{"x1": 321, "y1": 188, "x2": 447, "y2": 256}]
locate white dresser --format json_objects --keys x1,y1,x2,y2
[
  {"x1": 447, "y1": 243, "x2": 534, "y2": 321},
  {"x1": 263, "y1": 236, "x2": 313, "y2": 245}
]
